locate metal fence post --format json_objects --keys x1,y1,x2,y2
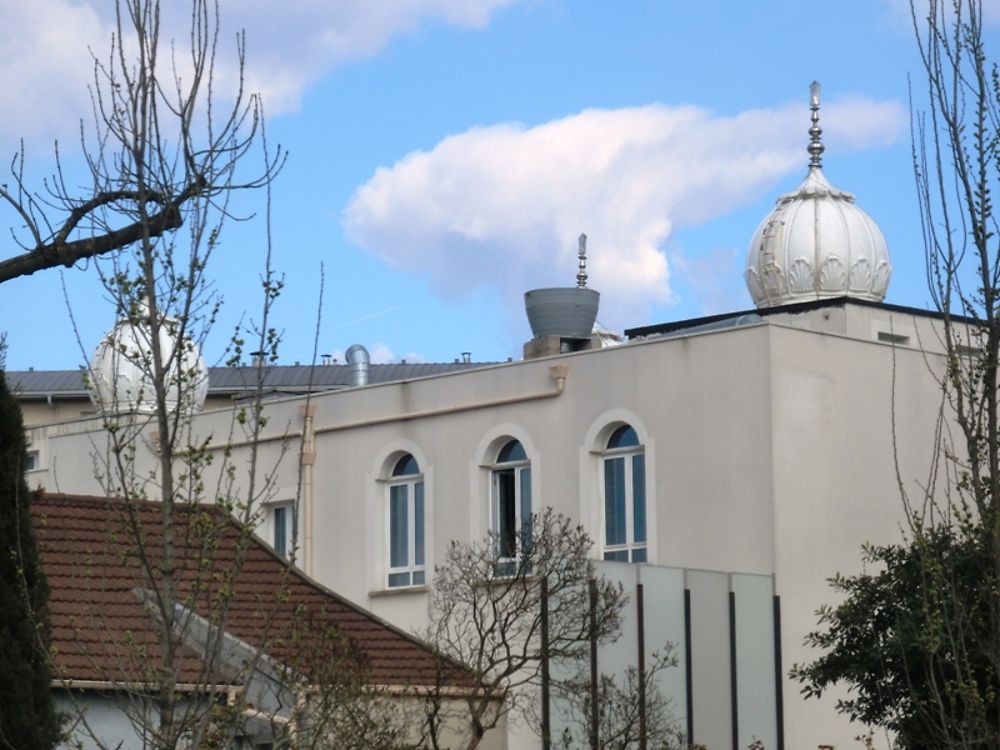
[{"x1": 589, "y1": 577, "x2": 599, "y2": 750}]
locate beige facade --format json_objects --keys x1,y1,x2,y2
[{"x1": 21, "y1": 297, "x2": 953, "y2": 750}]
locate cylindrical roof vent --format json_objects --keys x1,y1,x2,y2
[{"x1": 345, "y1": 344, "x2": 371, "y2": 387}]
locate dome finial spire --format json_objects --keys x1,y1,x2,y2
[
  {"x1": 576, "y1": 233, "x2": 589, "y2": 288},
  {"x1": 744, "y1": 80, "x2": 892, "y2": 309},
  {"x1": 808, "y1": 80, "x2": 824, "y2": 169}
]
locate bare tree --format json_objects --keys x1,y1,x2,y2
[
  {"x1": 0, "y1": 1, "x2": 279, "y2": 284},
  {"x1": 2, "y1": 3, "x2": 473, "y2": 748},
  {"x1": 50, "y1": 2, "x2": 284, "y2": 747},
  {"x1": 0, "y1": 1, "x2": 373, "y2": 748},
  {"x1": 554, "y1": 644, "x2": 684, "y2": 750},
  {"x1": 420, "y1": 508, "x2": 627, "y2": 750},
  {"x1": 794, "y1": 2, "x2": 1000, "y2": 746}
]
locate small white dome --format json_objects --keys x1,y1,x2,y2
[
  {"x1": 745, "y1": 83, "x2": 892, "y2": 308},
  {"x1": 88, "y1": 304, "x2": 208, "y2": 415}
]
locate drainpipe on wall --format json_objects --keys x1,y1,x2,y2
[{"x1": 298, "y1": 404, "x2": 317, "y2": 576}]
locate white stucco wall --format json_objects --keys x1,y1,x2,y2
[{"x1": 29, "y1": 300, "x2": 957, "y2": 750}]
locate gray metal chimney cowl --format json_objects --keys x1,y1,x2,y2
[
  {"x1": 345, "y1": 344, "x2": 370, "y2": 386},
  {"x1": 524, "y1": 287, "x2": 600, "y2": 339},
  {"x1": 524, "y1": 233, "x2": 600, "y2": 340}
]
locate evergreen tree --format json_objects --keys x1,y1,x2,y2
[{"x1": 0, "y1": 367, "x2": 60, "y2": 749}]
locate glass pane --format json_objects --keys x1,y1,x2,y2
[
  {"x1": 392, "y1": 453, "x2": 419, "y2": 476},
  {"x1": 273, "y1": 506, "x2": 286, "y2": 555},
  {"x1": 496, "y1": 470, "x2": 516, "y2": 558},
  {"x1": 520, "y1": 467, "x2": 532, "y2": 555},
  {"x1": 604, "y1": 549, "x2": 629, "y2": 562},
  {"x1": 497, "y1": 439, "x2": 526, "y2": 463},
  {"x1": 633, "y1": 453, "x2": 646, "y2": 543},
  {"x1": 390, "y1": 484, "x2": 408, "y2": 568},
  {"x1": 414, "y1": 482, "x2": 425, "y2": 566},
  {"x1": 412, "y1": 570, "x2": 425, "y2": 586},
  {"x1": 631, "y1": 547, "x2": 647, "y2": 563},
  {"x1": 388, "y1": 572, "x2": 410, "y2": 588},
  {"x1": 604, "y1": 457, "x2": 626, "y2": 546},
  {"x1": 607, "y1": 424, "x2": 639, "y2": 449}
]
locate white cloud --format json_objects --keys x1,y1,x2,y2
[
  {"x1": 344, "y1": 98, "x2": 907, "y2": 330},
  {"x1": 218, "y1": 0, "x2": 518, "y2": 115},
  {"x1": 0, "y1": 0, "x2": 517, "y2": 143},
  {"x1": 0, "y1": 0, "x2": 109, "y2": 146}
]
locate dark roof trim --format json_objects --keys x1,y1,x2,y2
[
  {"x1": 7, "y1": 362, "x2": 494, "y2": 400},
  {"x1": 624, "y1": 296, "x2": 972, "y2": 339}
]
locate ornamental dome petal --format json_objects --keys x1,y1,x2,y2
[
  {"x1": 88, "y1": 302, "x2": 209, "y2": 415},
  {"x1": 744, "y1": 83, "x2": 892, "y2": 308}
]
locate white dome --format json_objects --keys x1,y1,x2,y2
[
  {"x1": 88, "y1": 305, "x2": 208, "y2": 415},
  {"x1": 745, "y1": 83, "x2": 892, "y2": 308}
]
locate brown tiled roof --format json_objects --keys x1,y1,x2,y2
[{"x1": 32, "y1": 491, "x2": 466, "y2": 689}]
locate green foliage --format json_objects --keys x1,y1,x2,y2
[
  {"x1": 792, "y1": 527, "x2": 1000, "y2": 749},
  {"x1": 0, "y1": 370, "x2": 61, "y2": 749}
]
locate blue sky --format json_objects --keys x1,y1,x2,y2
[{"x1": 1, "y1": 0, "x2": 995, "y2": 370}]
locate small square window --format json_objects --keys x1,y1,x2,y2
[
  {"x1": 271, "y1": 504, "x2": 296, "y2": 558},
  {"x1": 25, "y1": 450, "x2": 39, "y2": 472}
]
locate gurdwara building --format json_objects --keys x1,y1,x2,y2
[{"x1": 13, "y1": 88, "x2": 948, "y2": 750}]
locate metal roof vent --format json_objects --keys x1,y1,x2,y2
[
  {"x1": 345, "y1": 344, "x2": 370, "y2": 386},
  {"x1": 524, "y1": 234, "x2": 600, "y2": 339}
]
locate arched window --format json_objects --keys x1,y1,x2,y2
[
  {"x1": 492, "y1": 439, "x2": 531, "y2": 565},
  {"x1": 387, "y1": 453, "x2": 425, "y2": 587},
  {"x1": 602, "y1": 425, "x2": 646, "y2": 563}
]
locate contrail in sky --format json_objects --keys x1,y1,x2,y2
[{"x1": 332, "y1": 306, "x2": 398, "y2": 329}]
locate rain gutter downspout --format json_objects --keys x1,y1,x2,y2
[{"x1": 298, "y1": 404, "x2": 317, "y2": 576}]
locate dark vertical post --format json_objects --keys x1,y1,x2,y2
[
  {"x1": 684, "y1": 588, "x2": 693, "y2": 748},
  {"x1": 637, "y1": 582, "x2": 647, "y2": 750},
  {"x1": 773, "y1": 595, "x2": 785, "y2": 750},
  {"x1": 589, "y1": 577, "x2": 599, "y2": 750},
  {"x1": 540, "y1": 576, "x2": 550, "y2": 750},
  {"x1": 729, "y1": 590, "x2": 738, "y2": 750}
]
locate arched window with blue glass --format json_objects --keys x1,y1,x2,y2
[
  {"x1": 602, "y1": 424, "x2": 646, "y2": 563},
  {"x1": 491, "y1": 439, "x2": 531, "y2": 566},
  {"x1": 387, "y1": 453, "x2": 425, "y2": 587}
]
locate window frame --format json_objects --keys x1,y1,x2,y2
[
  {"x1": 270, "y1": 502, "x2": 296, "y2": 559},
  {"x1": 490, "y1": 439, "x2": 532, "y2": 568},
  {"x1": 601, "y1": 425, "x2": 647, "y2": 563},
  {"x1": 385, "y1": 454, "x2": 426, "y2": 589}
]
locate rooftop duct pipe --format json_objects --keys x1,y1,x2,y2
[{"x1": 345, "y1": 344, "x2": 371, "y2": 387}]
